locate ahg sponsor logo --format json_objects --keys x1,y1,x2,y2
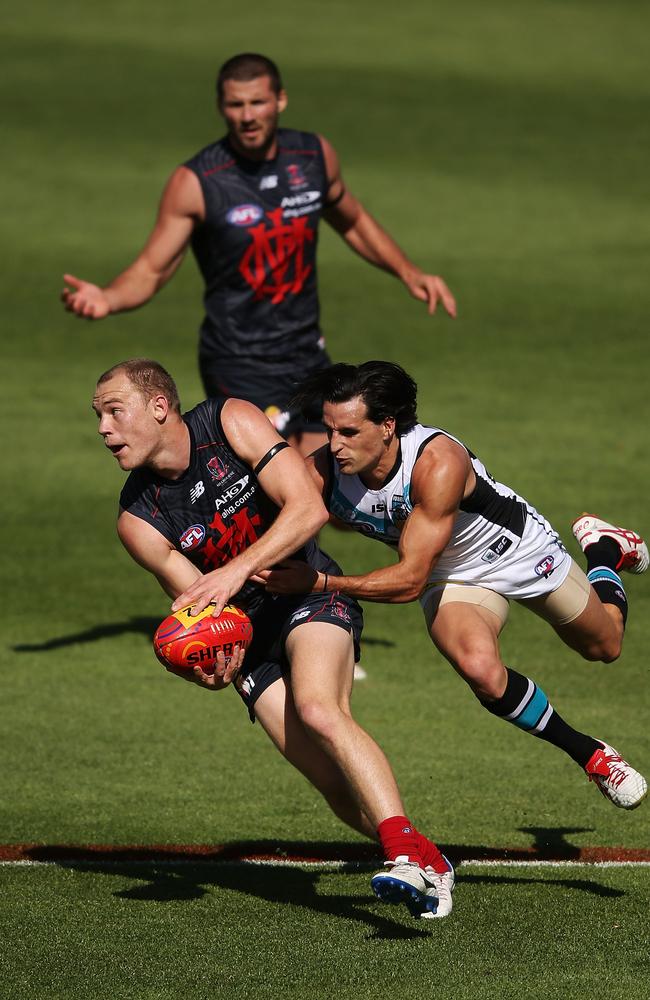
[
  {"x1": 281, "y1": 191, "x2": 320, "y2": 208},
  {"x1": 214, "y1": 475, "x2": 251, "y2": 511}
]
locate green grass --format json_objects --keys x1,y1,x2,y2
[
  {"x1": 1, "y1": 1, "x2": 650, "y2": 997},
  {"x1": 1, "y1": 863, "x2": 649, "y2": 999}
]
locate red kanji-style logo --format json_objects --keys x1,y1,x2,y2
[
  {"x1": 202, "y1": 507, "x2": 263, "y2": 570},
  {"x1": 239, "y1": 207, "x2": 314, "y2": 304}
]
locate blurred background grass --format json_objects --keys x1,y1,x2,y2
[{"x1": 1, "y1": 0, "x2": 648, "y2": 853}]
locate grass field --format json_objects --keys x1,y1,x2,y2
[{"x1": 1, "y1": 1, "x2": 649, "y2": 997}]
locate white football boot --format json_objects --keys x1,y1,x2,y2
[
  {"x1": 419, "y1": 858, "x2": 455, "y2": 919},
  {"x1": 572, "y1": 513, "x2": 649, "y2": 574},
  {"x1": 585, "y1": 743, "x2": 648, "y2": 810},
  {"x1": 371, "y1": 856, "x2": 454, "y2": 919}
]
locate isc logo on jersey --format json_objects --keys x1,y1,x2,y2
[
  {"x1": 227, "y1": 204, "x2": 264, "y2": 227},
  {"x1": 179, "y1": 524, "x2": 206, "y2": 551}
]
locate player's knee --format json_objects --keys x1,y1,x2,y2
[
  {"x1": 295, "y1": 698, "x2": 347, "y2": 745},
  {"x1": 579, "y1": 635, "x2": 622, "y2": 664},
  {"x1": 453, "y1": 648, "x2": 506, "y2": 700}
]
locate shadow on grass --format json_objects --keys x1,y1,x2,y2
[
  {"x1": 12, "y1": 617, "x2": 161, "y2": 652},
  {"x1": 20, "y1": 826, "x2": 627, "y2": 934},
  {"x1": 12, "y1": 620, "x2": 393, "y2": 653},
  {"x1": 28, "y1": 849, "x2": 428, "y2": 941}
]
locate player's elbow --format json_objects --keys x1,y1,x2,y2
[
  {"x1": 312, "y1": 503, "x2": 329, "y2": 535},
  {"x1": 394, "y1": 573, "x2": 427, "y2": 603},
  {"x1": 300, "y1": 500, "x2": 328, "y2": 540}
]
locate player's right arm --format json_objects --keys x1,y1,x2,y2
[
  {"x1": 61, "y1": 167, "x2": 204, "y2": 319},
  {"x1": 117, "y1": 510, "x2": 241, "y2": 689},
  {"x1": 260, "y1": 437, "x2": 471, "y2": 601},
  {"x1": 117, "y1": 508, "x2": 201, "y2": 598}
]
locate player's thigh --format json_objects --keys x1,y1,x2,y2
[
  {"x1": 542, "y1": 586, "x2": 620, "y2": 657},
  {"x1": 253, "y1": 674, "x2": 345, "y2": 787},
  {"x1": 285, "y1": 621, "x2": 355, "y2": 711},
  {"x1": 521, "y1": 559, "x2": 617, "y2": 654},
  {"x1": 425, "y1": 591, "x2": 506, "y2": 685}
]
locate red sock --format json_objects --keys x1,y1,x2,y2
[
  {"x1": 377, "y1": 815, "x2": 423, "y2": 866},
  {"x1": 414, "y1": 829, "x2": 449, "y2": 874}
]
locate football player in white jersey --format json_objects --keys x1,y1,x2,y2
[{"x1": 256, "y1": 361, "x2": 648, "y2": 844}]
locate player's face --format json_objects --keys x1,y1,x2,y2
[
  {"x1": 92, "y1": 376, "x2": 163, "y2": 471},
  {"x1": 219, "y1": 76, "x2": 287, "y2": 160},
  {"x1": 323, "y1": 397, "x2": 395, "y2": 479}
]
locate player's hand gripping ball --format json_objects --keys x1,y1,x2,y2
[{"x1": 153, "y1": 603, "x2": 253, "y2": 675}]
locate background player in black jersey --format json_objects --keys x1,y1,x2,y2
[
  {"x1": 91, "y1": 357, "x2": 455, "y2": 919},
  {"x1": 255, "y1": 361, "x2": 648, "y2": 812},
  {"x1": 65, "y1": 52, "x2": 456, "y2": 456}
]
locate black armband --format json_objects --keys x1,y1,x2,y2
[
  {"x1": 253, "y1": 441, "x2": 290, "y2": 476},
  {"x1": 324, "y1": 186, "x2": 346, "y2": 209}
]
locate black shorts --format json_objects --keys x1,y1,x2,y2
[
  {"x1": 199, "y1": 353, "x2": 330, "y2": 439},
  {"x1": 233, "y1": 590, "x2": 363, "y2": 721}
]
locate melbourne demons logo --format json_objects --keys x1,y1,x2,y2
[
  {"x1": 286, "y1": 163, "x2": 308, "y2": 189},
  {"x1": 207, "y1": 456, "x2": 228, "y2": 481},
  {"x1": 239, "y1": 207, "x2": 315, "y2": 304}
]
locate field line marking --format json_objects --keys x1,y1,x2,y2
[{"x1": 2, "y1": 858, "x2": 650, "y2": 869}]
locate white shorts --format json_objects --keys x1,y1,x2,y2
[
  {"x1": 421, "y1": 559, "x2": 591, "y2": 632},
  {"x1": 420, "y1": 505, "x2": 574, "y2": 625}
]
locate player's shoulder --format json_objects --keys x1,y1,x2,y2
[
  {"x1": 276, "y1": 127, "x2": 323, "y2": 156},
  {"x1": 119, "y1": 465, "x2": 156, "y2": 510},
  {"x1": 183, "y1": 135, "x2": 235, "y2": 176},
  {"x1": 183, "y1": 397, "x2": 218, "y2": 432},
  {"x1": 410, "y1": 425, "x2": 470, "y2": 491},
  {"x1": 407, "y1": 423, "x2": 467, "y2": 461}
]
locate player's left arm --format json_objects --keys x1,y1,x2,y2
[
  {"x1": 171, "y1": 400, "x2": 328, "y2": 616},
  {"x1": 319, "y1": 135, "x2": 456, "y2": 318}
]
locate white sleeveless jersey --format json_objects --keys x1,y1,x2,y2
[{"x1": 327, "y1": 423, "x2": 570, "y2": 600}]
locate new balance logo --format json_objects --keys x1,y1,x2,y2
[
  {"x1": 260, "y1": 175, "x2": 278, "y2": 190},
  {"x1": 190, "y1": 481, "x2": 205, "y2": 503}
]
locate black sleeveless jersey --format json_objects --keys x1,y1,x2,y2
[
  {"x1": 119, "y1": 399, "x2": 332, "y2": 618},
  {"x1": 184, "y1": 128, "x2": 329, "y2": 372}
]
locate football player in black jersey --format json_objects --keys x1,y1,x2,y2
[
  {"x1": 91, "y1": 358, "x2": 456, "y2": 919},
  {"x1": 65, "y1": 52, "x2": 456, "y2": 456}
]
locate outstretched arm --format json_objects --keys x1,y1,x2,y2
[
  {"x1": 259, "y1": 437, "x2": 471, "y2": 601},
  {"x1": 320, "y1": 135, "x2": 456, "y2": 318},
  {"x1": 61, "y1": 166, "x2": 204, "y2": 319}
]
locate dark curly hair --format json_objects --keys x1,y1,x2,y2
[{"x1": 291, "y1": 361, "x2": 418, "y2": 436}]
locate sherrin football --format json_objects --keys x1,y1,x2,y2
[{"x1": 153, "y1": 603, "x2": 253, "y2": 675}]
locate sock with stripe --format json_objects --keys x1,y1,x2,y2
[
  {"x1": 584, "y1": 537, "x2": 628, "y2": 625},
  {"x1": 377, "y1": 815, "x2": 423, "y2": 866},
  {"x1": 480, "y1": 667, "x2": 599, "y2": 767}
]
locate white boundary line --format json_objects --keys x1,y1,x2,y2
[{"x1": 2, "y1": 858, "x2": 650, "y2": 869}]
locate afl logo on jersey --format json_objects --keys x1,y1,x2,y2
[
  {"x1": 227, "y1": 204, "x2": 264, "y2": 227},
  {"x1": 207, "y1": 456, "x2": 228, "y2": 481},
  {"x1": 534, "y1": 554, "x2": 556, "y2": 578},
  {"x1": 179, "y1": 524, "x2": 206, "y2": 551}
]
